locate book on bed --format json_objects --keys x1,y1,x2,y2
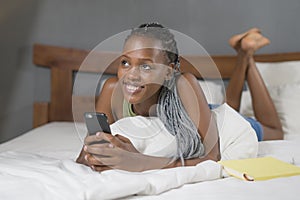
[{"x1": 219, "y1": 156, "x2": 300, "y2": 181}]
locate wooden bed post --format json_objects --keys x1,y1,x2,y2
[
  {"x1": 33, "y1": 102, "x2": 49, "y2": 128},
  {"x1": 32, "y1": 66, "x2": 73, "y2": 128},
  {"x1": 50, "y1": 66, "x2": 73, "y2": 121},
  {"x1": 33, "y1": 43, "x2": 91, "y2": 127}
]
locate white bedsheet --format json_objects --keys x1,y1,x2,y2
[
  {"x1": 0, "y1": 151, "x2": 220, "y2": 200},
  {"x1": 0, "y1": 122, "x2": 86, "y2": 159},
  {"x1": 0, "y1": 122, "x2": 221, "y2": 199},
  {"x1": 130, "y1": 140, "x2": 300, "y2": 200},
  {"x1": 0, "y1": 122, "x2": 300, "y2": 199}
]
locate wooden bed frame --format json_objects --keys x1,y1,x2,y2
[{"x1": 32, "y1": 43, "x2": 300, "y2": 128}]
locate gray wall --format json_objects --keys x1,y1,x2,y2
[{"x1": 0, "y1": 0, "x2": 299, "y2": 142}]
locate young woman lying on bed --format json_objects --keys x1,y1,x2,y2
[{"x1": 76, "y1": 23, "x2": 283, "y2": 172}]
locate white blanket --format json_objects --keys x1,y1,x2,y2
[
  {"x1": 0, "y1": 151, "x2": 221, "y2": 200},
  {"x1": 0, "y1": 103, "x2": 259, "y2": 199}
]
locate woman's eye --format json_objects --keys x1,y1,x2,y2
[
  {"x1": 140, "y1": 64, "x2": 152, "y2": 71},
  {"x1": 121, "y1": 60, "x2": 130, "y2": 67}
]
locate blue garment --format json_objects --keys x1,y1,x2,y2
[{"x1": 208, "y1": 104, "x2": 264, "y2": 141}]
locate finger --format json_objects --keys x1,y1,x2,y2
[
  {"x1": 85, "y1": 144, "x2": 117, "y2": 157},
  {"x1": 84, "y1": 142, "x2": 112, "y2": 151},
  {"x1": 94, "y1": 155, "x2": 118, "y2": 166},
  {"x1": 92, "y1": 156, "x2": 115, "y2": 167},
  {"x1": 115, "y1": 134, "x2": 131, "y2": 143},
  {"x1": 85, "y1": 154, "x2": 106, "y2": 166},
  {"x1": 84, "y1": 132, "x2": 109, "y2": 145},
  {"x1": 92, "y1": 165, "x2": 112, "y2": 172},
  {"x1": 103, "y1": 134, "x2": 127, "y2": 148},
  {"x1": 92, "y1": 133, "x2": 124, "y2": 149}
]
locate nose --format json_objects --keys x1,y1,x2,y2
[{"x1": 126, "y1": 66, "x2": 141, "y2": 81}]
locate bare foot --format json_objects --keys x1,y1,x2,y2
[
  {"x1": 241, "y1": 32, "x2": 270, "y2": 53},
  {"x1": 229, "y1": 28, "x2": 261, "y2": 50}
]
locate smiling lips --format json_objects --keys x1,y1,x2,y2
[{"x1": 124, "y1": 82, "x2": 144, "y2": 94}]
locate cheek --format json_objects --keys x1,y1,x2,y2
[
  {"x1": 117, "y1": 67, "x2": 126, "y2": 80},
  {"x1": 141, "y1": 77, "x2": 165, "y2": 89},
  {"x1": 142, "y1": 69, "x2": 168, "y2": 85},
  {"x1": 148, "y1": 84, "x2": 163, "y2": 93}
]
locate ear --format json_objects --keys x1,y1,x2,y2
[{"x1": 165, "y1": 63, "x2": 174, "y2": 80}]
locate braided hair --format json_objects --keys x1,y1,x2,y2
[
  {"x1": 125, "y1": 22, "x2": 179, "y2": 68},
  {"x1": 125, "y1": 23, "x2": 204, "y2": 162}
]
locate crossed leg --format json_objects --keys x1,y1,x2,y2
[{"x1": 225, "y1": 29, "x2": 283, "y2": 140}]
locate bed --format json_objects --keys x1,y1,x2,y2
[{"x1": 0, "y1": 44, "x2": 300, "y2": 200}]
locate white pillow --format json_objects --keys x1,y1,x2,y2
[
  {"x1": 111, "y1": 116, "x2": 177, "y2": 158},
  {"x1": 110, "y1": 103, "x2": 258, "y2": 160},
  {"x1": 270, "y1": 83, "x2": 300, "y2": 140},
  {"x1": 240, "y1": 61, "x2": 300, "y2": 140},
  {"x1": 255, "y1": 61, "x2": 300, "y2": 87},
  {"x1": 198, "y1": 80, "x2": 224, "y2": 104},
  {"x1": 240, "y1": 82, "x2": 300, "y2": 141}
]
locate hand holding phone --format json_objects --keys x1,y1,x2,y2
[{"x1": 84, "y1": 112, "x2": 111, "y2": 144}]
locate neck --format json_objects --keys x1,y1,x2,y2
[
  {"x1": 132, "y1": 91, "x2": 160, "y2": 117},
  {"x1": 133, "y1": 103, "x2": 157, "y2": 117}
]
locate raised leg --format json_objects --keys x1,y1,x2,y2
[
  {"x1": 246, "y1": 58, "x2": 283, "y2": 140},
  {"x1": 225, "y1": 28, "x2": 262, "y2": 111},
  {"x1": 225, "y1": 50, "x2": 249, "y2": 111},
  {"x1": 226, "y1": 29, "x2": 283, "y2": 140}
]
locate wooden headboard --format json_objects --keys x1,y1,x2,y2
[{"x1": 32, "y1": 43, "x2": 300, "y2": 128}]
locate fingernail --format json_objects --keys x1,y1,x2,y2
[
  {"x1": 108, "y1": 143, "x2": 114, "y2": 148},
  {"x1": 96, "y1": 132, "x2": 101, "y2": 136},
  {"x1": 84, "y1": 145, "x2": 87, "y2": 151},
  {"x1": 84, "y1": 155, "x2": 88, "y2": 160},
  {"x1": 91, "y1": 165, "x2": 95, "y2": 170}
]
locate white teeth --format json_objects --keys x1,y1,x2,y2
[{"x1": 126, "y1": 84, "x2": 140, "y2": 93}]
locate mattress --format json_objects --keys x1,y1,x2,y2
[{"x1": 0, "y1": 122, "x2": 300, "y2": 200}]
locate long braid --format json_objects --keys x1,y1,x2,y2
[
  {"x1": 126, "y1": 23, "x2": 205, "y2": 161},
  {"x1": 158, "y1": 73, "x2": 205, "y2": 161}
]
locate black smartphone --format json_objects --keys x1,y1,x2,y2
[{"x1": 84, "y1": 112, "x2": 111, "y2": 136}]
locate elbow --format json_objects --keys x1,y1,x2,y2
[
  {"x1": 206, "y1": 153, "x2": 221, "y2": 162},
  {"x1": 205, "y1": 147, "x2": 221, "y2": 162},
  {"x1": 214, "y1": 153, "x2": 222, "y2": 162}
]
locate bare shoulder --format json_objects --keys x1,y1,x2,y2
[
  {"x1": 175, "y1": 72, "x2": 208, "y2": 116},
  {"x1": 96, "y1": 77, "x2": 121, "y2": 123},
  {"x1": 176, "y1": 72, "x2": 200, "y2": 91},
  {"x1": 102, "y1": 76, "x2": 119, "y2": 91}
]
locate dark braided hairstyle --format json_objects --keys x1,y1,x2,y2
[
  {"x1": 124, "y1": 23, "x2": 204, "y2": 162},
  {"x1": 125, "y1": 22, "x2": 180, "y2": 69}
]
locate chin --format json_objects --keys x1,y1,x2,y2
[{"x1": 124, "y1": 95, "x2": 143, "y2": 105}]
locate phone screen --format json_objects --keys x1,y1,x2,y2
[{"x1": 84, "y1": 112, "x2": 111, "y2": 135}]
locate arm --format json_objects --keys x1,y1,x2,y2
[
  {"x1": 95, "y1": 77, "x2": 119, "y2": 123},
  {"x1": 76, "y1": 77, "x2": 118, "y2": 165},
  {"x1": 175, "y1": 73, "x2": 221, "y2": 162}
]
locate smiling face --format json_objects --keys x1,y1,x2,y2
[{"x1": 117, "y1": 36, "x2": 172, "y2": 105}]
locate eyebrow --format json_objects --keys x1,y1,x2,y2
[{"x1": 120, "y1": 54, "x2": 154, "y2": 62}]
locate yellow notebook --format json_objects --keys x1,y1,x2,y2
[{"x1": 219, "y1": 157, "x2": 300, "y2": 181}]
